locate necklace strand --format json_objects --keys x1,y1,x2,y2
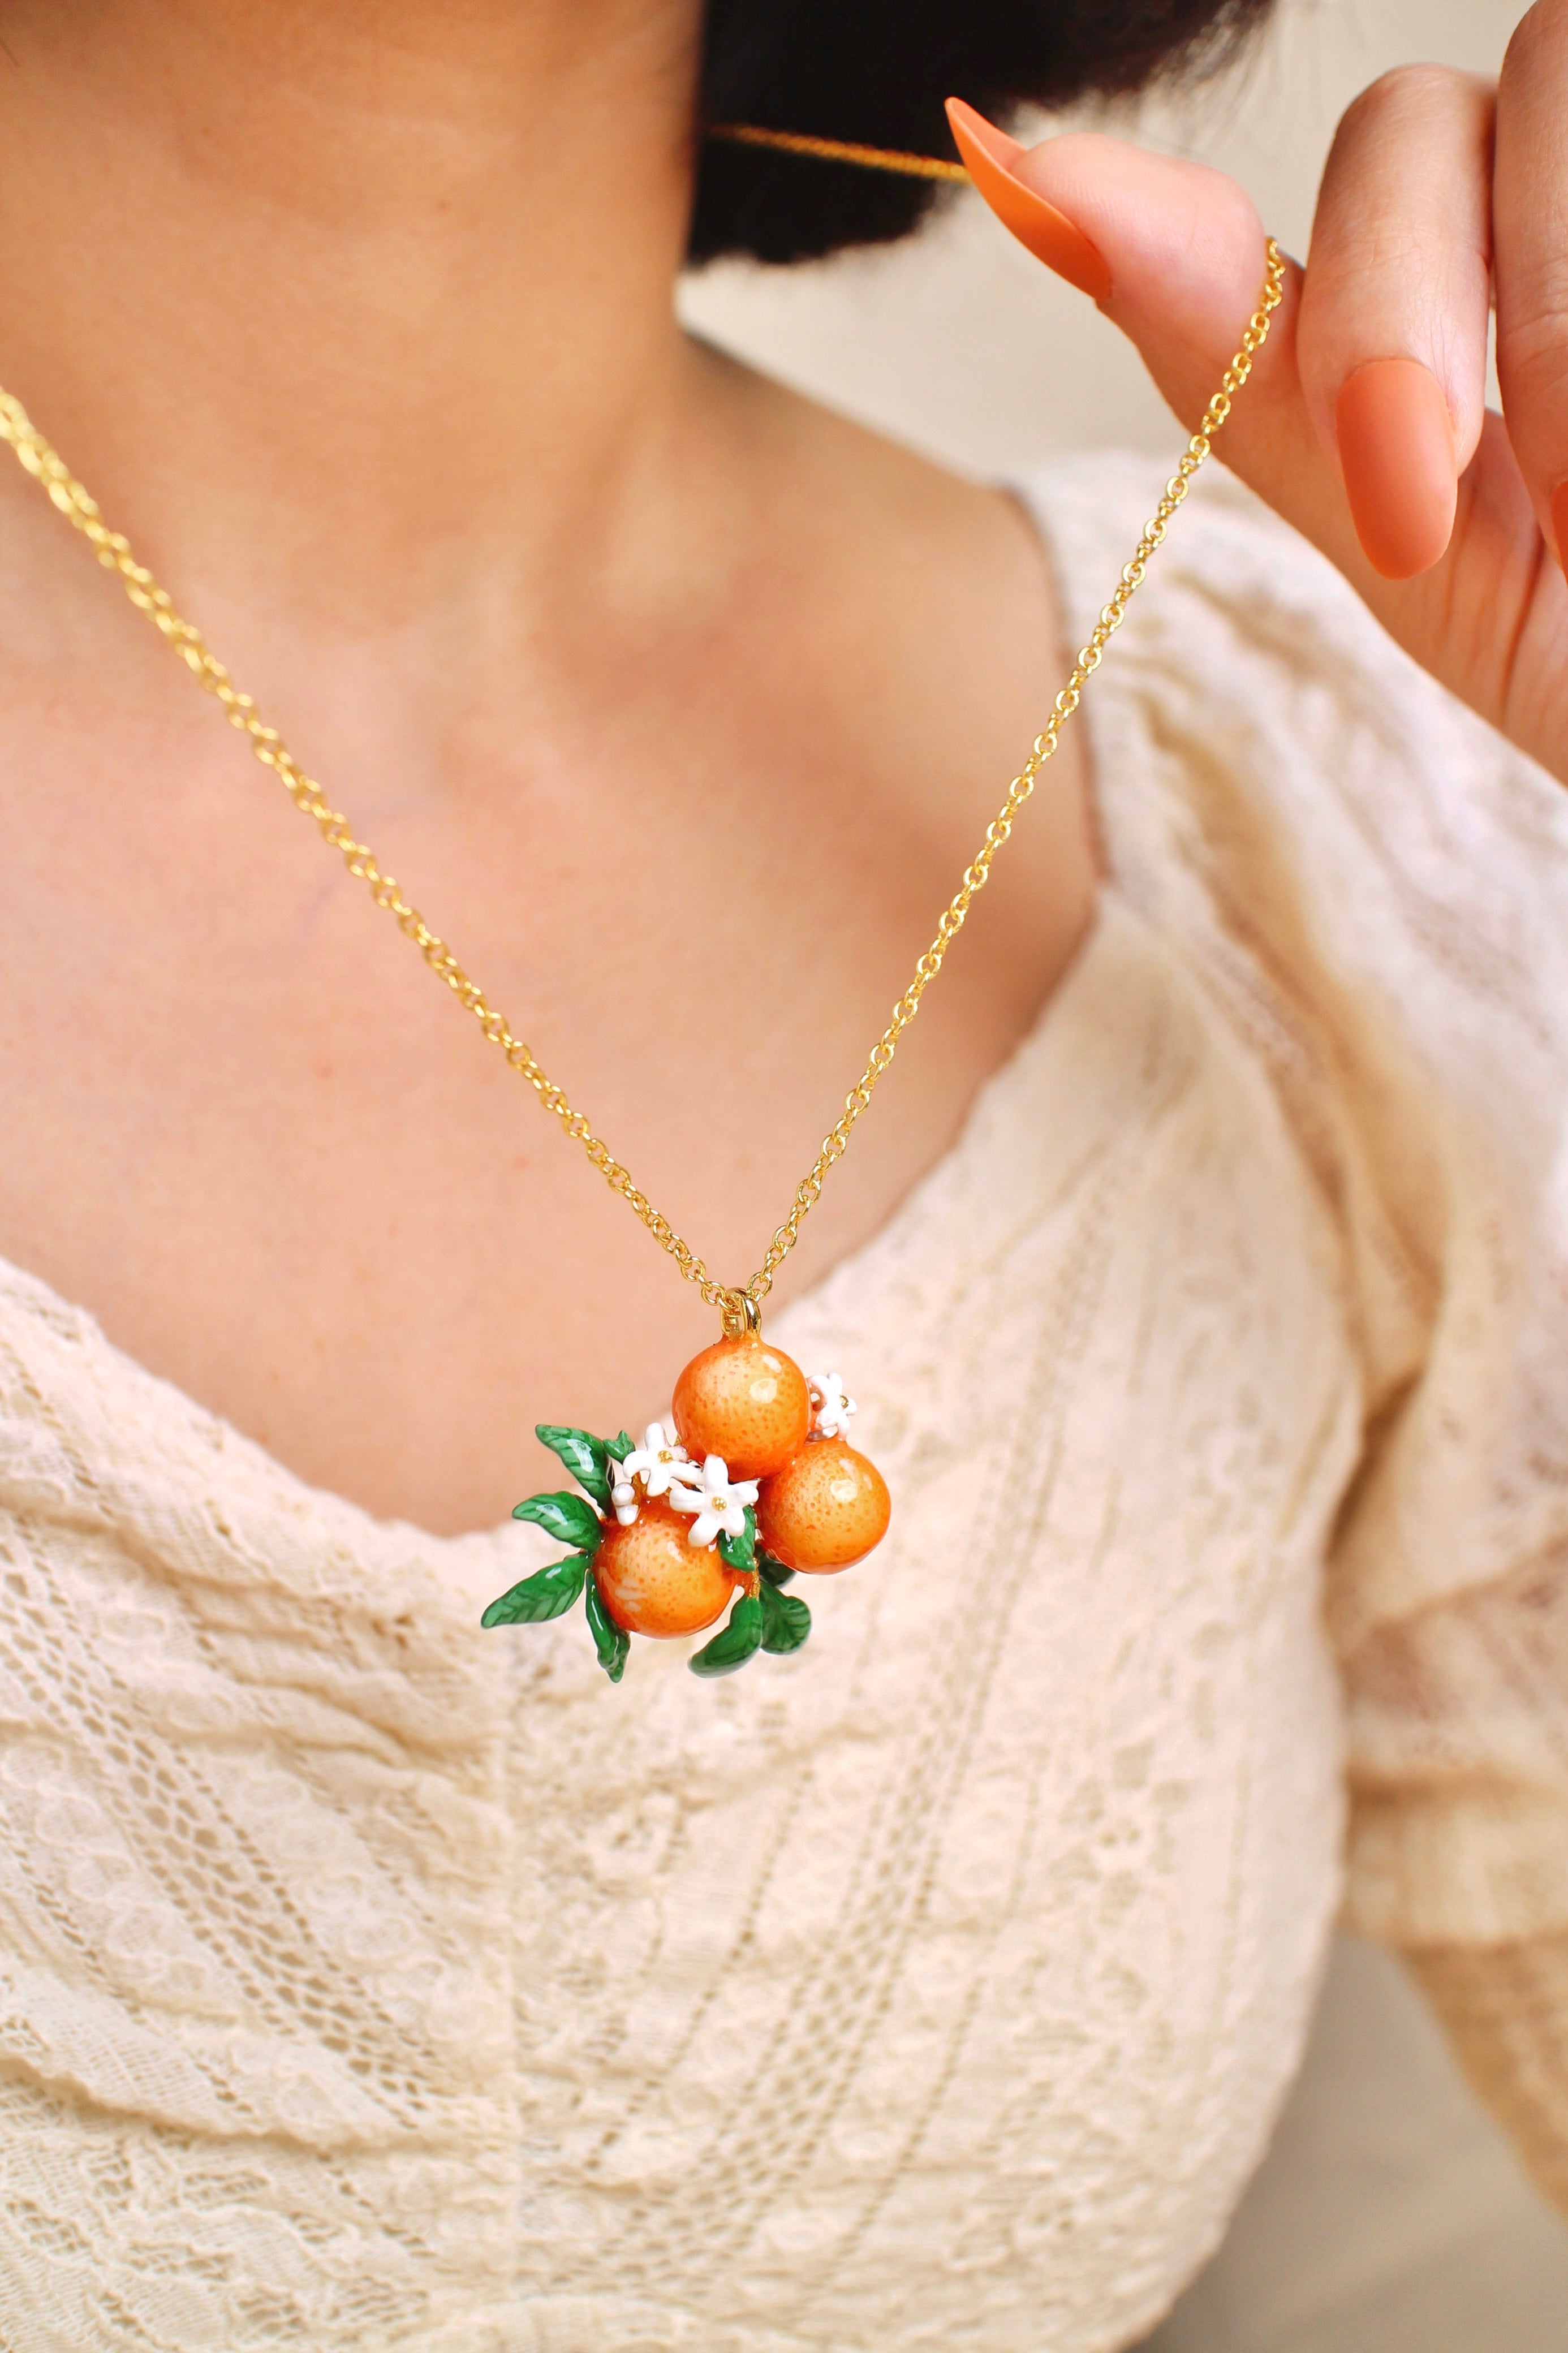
[
  {"x1": 706, "y1": 124, "x2": 971, "y2": 183},
  {"x1": 0, "y1": 240, "x2": 1282, "y2": 1334}
]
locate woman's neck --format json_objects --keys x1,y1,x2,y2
[{"x1": 0, "y1": 0, "x2": 707, "y2": 625}]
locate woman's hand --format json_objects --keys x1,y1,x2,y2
[{"x1": 947, "y1": 3, "x2": 1568, "y2": 787}]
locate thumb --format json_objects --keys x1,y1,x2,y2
[{"x1": 945, "y1": 100, "x2": 1365, "y2": 587}]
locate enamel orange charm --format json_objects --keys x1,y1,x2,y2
[{"x1": 481, "y1": 1324, "x2": 890, "y2": 1682}]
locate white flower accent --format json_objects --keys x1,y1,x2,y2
[
  {"x1": 807, "y1": 1371, "x2": 856, "y2": 1440},
  {"x1": 621, "y1": 1420, "x2": 690, "y2": 1498},
  {"x1": 608, "y1": 1460, "x2": 639, "y2": 1526},
  {"x1": 668, "y1": 1454, "x2": 760, "y2": 1549}
]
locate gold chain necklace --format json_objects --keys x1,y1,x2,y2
[{"x1": 0, "y1": 208, "x2": 1283, "y2": 1684}]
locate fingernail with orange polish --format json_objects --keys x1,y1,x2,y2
[
  {"x1": 945, "y1": 97, "x2": 1111, "y2": 303},
  {"x1": 1336, "y1": 359, "x2": 1457, "y2": 580},
  {"x1": 1551, "y1": 483, "x2": 1568, "y2": 579}
]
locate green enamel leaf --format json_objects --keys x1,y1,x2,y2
[
  {"x1": 535, "y1": 1426, "x2": 613, "y2": 1507},
  {"x1": 480, "y1": 1554, "x2": 588, "y2": 1628},
  {"x1": 756, "y1": 1549, "x2": 796, "y2": 1588},
  {"x1": 759, "y1": 1580, "x2": 811, "y2": 1655},
  {"x1": 584, "y1": 1572, "x2": 630, "y2": 1684},
  {"x1": 607, "y1": 1430, "x2": 635, "y2": 1462},
  {"x1": 512, "y1": 1489, "x2": 603, "y2": 1552},
  {"x1": 718, "y1": 1505, "x2": 757, "y2": 1576},
  {"x1": 688, "y1": 1592, "x2": 764, "y2": 1679}
]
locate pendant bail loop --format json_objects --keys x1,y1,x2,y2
[{"x1": 719, "y1": 1288, "x2": 762, "y2": 1339}]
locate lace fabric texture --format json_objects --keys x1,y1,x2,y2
[
  {"x1": 1039, "y1": 459, "x2": 1568, "y2": 2221},
  {"x1": 0, "y1": 458, "x2": 1563, "y2": 2348}
]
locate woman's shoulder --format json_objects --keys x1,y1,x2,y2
[
  {"x1": 1019, "y1": 449, "x2": 1568, "y2": 1558},
  {"x1": 1015, "y1": 447, "x2": 1568, "y2": 1010},
  {"x1": 1018, "y1": 447, "x2": 1325, "y2": 629},
  {"x1": 1015, "y1": 444, "x2": 1504, "y2": 755}
]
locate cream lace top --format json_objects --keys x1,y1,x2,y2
[{"x1": 2, "y1": 458, "x2": 1565, "y2": 2353}]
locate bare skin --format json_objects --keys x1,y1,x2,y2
[{"x1": 0, "y1": 0, "x2": 1096, "y2": 1532}]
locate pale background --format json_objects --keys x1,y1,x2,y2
[{"x1": 685, "y1": 3, "x2": 1568, "y2": 2346}]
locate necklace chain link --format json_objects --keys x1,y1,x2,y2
[{"x1": 0, "y1": 241, "x2": 1282, "y2": 1334}]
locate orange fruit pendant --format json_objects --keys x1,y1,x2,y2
[{"x1": 480, "y1": 1325, "x2": 890, "y2": 1683}]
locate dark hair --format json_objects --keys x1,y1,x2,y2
[{"x1": 689, "y1": 0, "x2": 1273, "y2": 266}]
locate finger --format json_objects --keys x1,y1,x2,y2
[
  {"x1": 1297, "y1": 66, "x2": 1494, "y2": 579},
  {"x1": 1494, "y1": 0, "x2": 1568, "y2": 571},
  {"x1": 946, "y1": 107, "x2": 1366, "y2": 581},
  {"x1": 948, "y1": 101, "x2": 1568, "y2": 775}
]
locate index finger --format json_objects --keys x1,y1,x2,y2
[{"x1": 1493, "y1": 0, "x2": 1568, "y2": 567}]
